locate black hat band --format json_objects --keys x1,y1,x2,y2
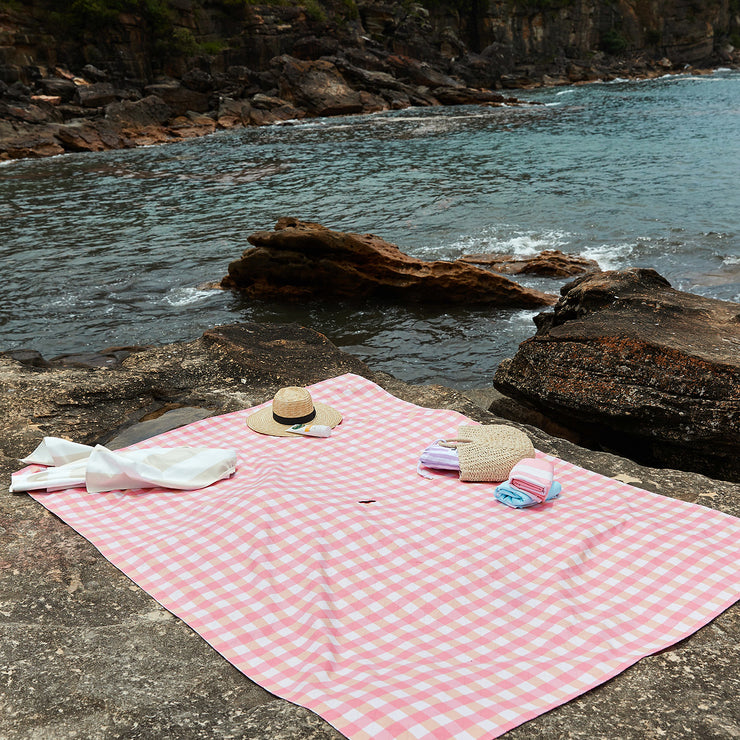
[{"x1": 272, "y1": 408, "x2": 316, "y2": 426}]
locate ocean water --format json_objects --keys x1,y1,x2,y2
[{"x1": 1, "y1": 70, "x2": 738, "y2": 388}]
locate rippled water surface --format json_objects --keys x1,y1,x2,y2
[{"x1": 2, "y1": 70, "x2": 738, "y2": 387}]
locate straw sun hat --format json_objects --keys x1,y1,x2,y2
[{"x1": 247, "y1": 386, "x2": 342, "y2": 437}]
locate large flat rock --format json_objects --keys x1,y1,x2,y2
[{"x1": 1, "y1": 322, "x2": 738, "y2": 738}]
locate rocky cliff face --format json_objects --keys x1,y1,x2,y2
[
  {"x1": 468, "y1": 0, "x2": 738, "y2": 84},
  {"x1": 1, "y1": 0, "x2": 737, "y2": 89},
  {"x1": 473, "y1": 0, "x2": 734, "y2": 60}
]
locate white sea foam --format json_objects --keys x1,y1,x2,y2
[
  {"x1": 49, "y1": 293, "x2": 94, "y2": 308},
  {"x1": 451, "y1": 226, "x2": 571, "y2": 257},
  {"x1": 163, "y1": 287, "x2": 218, "y2": 306},
  {"x1": 722, "y1": 255, "x2": 740, "y2": 266},
  {"x1": 507, "y1": 309, "x2": 541, "y2": 325},
  {"x1": 0, "y1": 151, "x2": 67, "y2": 166},
  {"x1": 499, "y1": 232, "x2": 570, "y2": 255},
  {"x1": 393, "y1": 113, "x2": 491, "y2": 123},
  {"x1": 580, "y1": 243, "x2": 634, "y2": 271}
]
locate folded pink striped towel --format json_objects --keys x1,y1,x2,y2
[
  {"x1": 508, "y1": 458, "x2": 554, "y2": 502},
  {"x1": 419, "y1": 440, "x2": 460, "y2": 471}
]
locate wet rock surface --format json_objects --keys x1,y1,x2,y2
[
  {"x1": 221, "y1": 217, "x2": 556, "y2": 307},
  {"x1": 494, "y1": 268, "x2": 740, "y2": 482},
  {"x1": 1, "y1": 321, "x2": 738, "y2": 739}
]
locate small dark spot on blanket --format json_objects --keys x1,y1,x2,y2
[{"x1": 358, "y1": 499, "x2": 376, "y2": 504}]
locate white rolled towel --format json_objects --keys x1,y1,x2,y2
[{"x1": 11, "y1": 437, "x2": 237, "y2": 494}]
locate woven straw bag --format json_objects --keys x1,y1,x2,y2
[{"x1": 450, "y1": 424, "x2": 535, "y2": 482}]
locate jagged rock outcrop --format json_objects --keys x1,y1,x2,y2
[
  {"x1": 461, "y1": 249, "x2": 600, "y2": 277},
  {"x1": 493, "y1": 268, "x2": 740, "y2": 482},
  {"x1": 221, "y1": 218, "x2": 556, "y2": 307}
]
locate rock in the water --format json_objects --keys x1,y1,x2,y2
[
  {"x1": 221, "y1": 218, "x2": 555, "y2": 307},
  {"x1": 493, "y1": 268, "x2": 740, "y2": 482},
  {"x1": 461, "y1": 249, "x2": 600, "y2": 277},
  {"x1": 48, "y1": 346, "x2": 143, "y2": 369},
  {"x1": 5, "y1": 349, "x2": 49, "y2": 368}
]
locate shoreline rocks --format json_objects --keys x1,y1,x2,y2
[
  {"x1": 493, "y1": 268, "x2": 740, "y2": 483},
  {"x1": 0, "y1": 51, "x2": 529, "y2": 162},
  {"x1": 2, "y1": 60, "x2": 733, "y2": 162},
  {"x1": 1, "y1": 321, "x2": 739, "y2": 739},
  {"x1": 221, "y1": 217, "x2": 556, "y2": 307}
]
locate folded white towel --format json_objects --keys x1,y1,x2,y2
[
  {"x1": 22, "y1": 437, "x2": 94, "y2": 466},
  {"x1": 11, "y1": 437, "x2": 237, "y2": 494}
]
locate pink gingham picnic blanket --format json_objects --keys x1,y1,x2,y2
[{"x1": 27, "y1": 374, "x2": 740, "y2": 740}]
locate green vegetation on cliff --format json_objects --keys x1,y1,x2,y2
[
  {"x1": 33, "y1": 0, "x2": 357, "y2": 58},
  {"x1": 45, "y1": 0, "x2": 181, "y2": 59},
  {"x1": 55, "y1": 0, "x2": 172, "y2": 32}
]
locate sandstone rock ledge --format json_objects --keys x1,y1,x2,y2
[
  {"x1": 493, "y1": 268, "x2": 740, "y2": 483},
  {"x1": 1, "y1": 322, "x2": 739, "y2": 739},
  {"x1": 221, "y1": 218, "x2": 556, "y2": 307},
  {"x1": 461, "y1": 248, "x2": 600, "y2": 277}
]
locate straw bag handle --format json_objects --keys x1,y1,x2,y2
[{"x1": 438, "y1": 439, "x2": 472, "y2": 449}]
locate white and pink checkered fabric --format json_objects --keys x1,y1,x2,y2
[{"x1": 28, "y1": 374, "x2": 740, "y2": 740}]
